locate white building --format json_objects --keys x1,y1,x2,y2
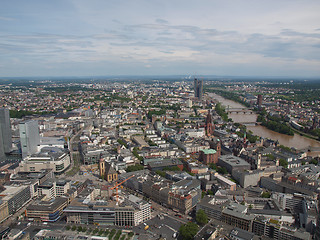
[{"x1": 19, "y1": 147, "x2": 70, "y2": 174}]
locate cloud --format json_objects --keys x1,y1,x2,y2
[
  {"x1": 0, "y1": 16, "x2": 14, "y2": 21},
  {"x1": 0, "y1": 0, "x2": 320, "y2": 77}
]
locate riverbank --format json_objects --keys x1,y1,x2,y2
[
  {"x1": 208, "y1": 92, "x2": 320, "y2": 151},
  {"x1": 290, "y1": 125, "x2": 320, "y2": 142}
]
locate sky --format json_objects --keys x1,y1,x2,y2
[{"x1": 0, "y1": 0, "x2": 320, "y2": 77}]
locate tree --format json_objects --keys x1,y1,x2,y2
[
  {"x1": 217, "y1": 166, "x2": 228, "y2": 175},
  {"x1": 126, "y1": 164, "x2": 144, "y2": 172},
  {"x1": 261, "y1": 191, "x2": 271, "y2": 198},
  {"x1": 201, "y1": 191, "x2": 206, "y2": 199},
  {"x1": 179, "y1": 222, "x2": 199, "y2": 240},
  {"x1": 109, "y1": 229, "x2": 116, "y2": 239},
  {"x1": 279, "y1": 158, "x2": 288, "y2": 168},
  {"x1": 196, "y1": 209, "x2": 208, "y2": 225},
  {"x1": 207, "y1": 190, "x2": 214, "y2": 195},
  {"x1": 310, "y1": 159, "x2": 318, "y2": 165}
]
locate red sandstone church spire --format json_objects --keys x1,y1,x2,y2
[{"x1": 205, "y1": 110, "x2": 215, "y2": 136}]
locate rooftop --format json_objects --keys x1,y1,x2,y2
[{"x1": 201, "y1": 149, "x2": 217, "y2": 154}]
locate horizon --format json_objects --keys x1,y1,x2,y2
[{"x1": 1, "y1": 74, "x2": 320, "y2": 81}]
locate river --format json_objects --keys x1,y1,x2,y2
[{"x1": 209, "y1": 93, "x2": 320, "y2": 153}]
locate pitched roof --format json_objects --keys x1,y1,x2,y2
[{"x1": 105, "y1": 163, "x2": 117, "y2": 175}]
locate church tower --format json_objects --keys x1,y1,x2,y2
[
  {"x1": 205, "y1": 111, "x2": 214, "y2": 136},
  {"x1": 99, "y1": 158, "x2": 105, "y2": 178}
]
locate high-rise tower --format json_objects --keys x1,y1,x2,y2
[
  {"x1": 0, "y1": 108, "x2": 12, "y2": 158},
  {"x1": 257, "y1": 94, "x2": 262, "y2": 107},
  {"x1": 19, "y1": 120, "x2": 40, "y2": 159},
  {"x1": 194, "y1": 78, "x2": 203, "y2": 100}
]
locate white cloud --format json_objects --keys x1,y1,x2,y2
[{"x1": 0, "y1": 0, "x2": 319, "y2": 76}]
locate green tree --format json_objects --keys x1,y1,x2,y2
[
  {"x1": 201, "y1": 191, "x2": 206, "y2": 199},
  {"x1": 261, "y1": 191, "x2": 271, "y2": 198},
  {"x1": 65, "y1": 226, "x2": 70, "y2": 230},
  {"x1": 279, "y1": 158, "x2": 288, "y2": 168},
  {"x1": 126, "y1": 164, "x2": 144, "y2": 172},
  {"x1": 310, "y1": 159, "x2": 318, "y2": 165},
  {"x1": 179, "y1": 222, "x2": 199, "y2": 240},
  {"x1": 207, "y1": 190, "x2": 214, "y2": 195},
  {"x1": 155, "y1": 170, "x2": 166, "y2": 178},
  {"x1": 109, "y1": 229, "x2": 116, "y2": 239},
  {"x1": 103, "y1": 229, "x2": 110, "y2": 236},
  {"x1": 71, "y1": 226, "x2": 77, "y2": 231},
  {"x1": 117, "y1": 138, "x2": 128, "y2": 148},
  {"x1": 196, "y1": 209, "x2": 208, "y2": 225},
  {"x1": 217, "y1": 166, "x2": 228, "y2": 175}
]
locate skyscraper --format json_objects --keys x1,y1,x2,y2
[
  {"x1": 0, "y1": 126, "x2": 4, "y2": 160},
  {"x1": 0, "y1": 108, "x2": 12, "y2": 156},
  {"x1": 194, "y1": 78, "x2": 203, "y2": 99},
  {"x1": 19, "y1": 120, "x2": 40, "y2": 159}
]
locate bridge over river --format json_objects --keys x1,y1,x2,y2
[
  {"x1": 225, "y1": 107, "x2": 254, "y2": 114},
  {"x1": 209, "y1": 92, "x2": 320, "y2": 153}
]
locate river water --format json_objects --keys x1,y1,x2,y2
[{"x1": 209, "y1": 93, "x2": 320, "y2": 153}]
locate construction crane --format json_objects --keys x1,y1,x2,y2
[{"x1": 110, "y1": 175, "x2": 135, "y2": 203}]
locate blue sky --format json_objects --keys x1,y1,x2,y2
[{"x1": 0, "y1": 0, "x2": 320, "y2": 77}]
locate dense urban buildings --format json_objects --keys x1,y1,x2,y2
[{"x1": 0, "y1": 78, "x2": 319, "y2": 240}]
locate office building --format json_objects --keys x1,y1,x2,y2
[
  {"x1": 194, "y1": 78, "x2": 203, "y2": 99},
  {"x1": 0, "y1": 185, "x2": 31, "y2": 215},
  {"x1": 26, "y1": 197, "x2": 68, "y2": 222},
  {"x1": 218, "y1": 155, "x2": 251, "y2": 174},
  {"x1": 19, "y1": 120, "x2": 40, "y2": 159},
  {"x1": 0, "y1": 108, "x2": 12, "y2": 159},
  {"x1": 19, "y1": 147, "x2": 70, "y2": 174},
  {"x1": 0, "y1": 127, "x2": 4, "y2": 161},
  {"x1": 0, "y1": 200, "x2": 9, "y2": 223}
]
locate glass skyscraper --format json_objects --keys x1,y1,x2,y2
[
  {"x1": 194, "y1": 78, "x2": 203, "y2": 100},
  {"x1": 19, "y1": 120, "x2": 40, "y2": 159},
  {"x1": 0, "y1": 108, "x2": 12, "y2": 160}
]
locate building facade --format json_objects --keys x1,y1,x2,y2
[
  {"x1": 194, "y1": 78, "x2": 203, "y2": 100},
  {"x1": 26, "y1": 197, "x2": 68, "y2": 222},
  {"x1": 1, "y1": 185, "x2": 31, "y2": 215},
  {"x1": 19, "y1": 120, "x2": 40, "y2": 159},
  {"x1": 0, "y1": 108, "x2": 12, "y2": 155},
  {"x1": 0, "y1": 200, "x2": 9, "y2": 223},
  {"x1": 19, "y1": 149, "x2": 70, "y2": 174},
  {"x1": 199, "y1": 149, "x2": 218, "y2": 164}
]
